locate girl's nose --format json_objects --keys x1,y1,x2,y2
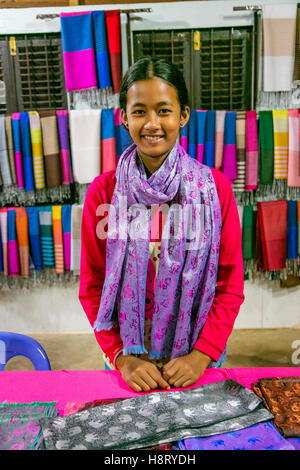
[{"x1": 144, "y1": 112, "x2": 160, "y2": 130}]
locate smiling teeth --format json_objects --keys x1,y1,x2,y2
[{"x1": 144, "y1": 136, "x2": 163, "y2": 141}]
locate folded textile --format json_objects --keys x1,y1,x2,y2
[
  {"x1": 251, "y1": 377, "x2": 300, "y2": 438},
  {"x1": 20, "y1": 112, "x2": 35, "y2": 191},
  {"x1": 26, "y1": 207, "x2": 42, "y2": 271},
  {"x1": 114, "y1": 109, "x2": 133, "y2": 159},
  {"x1": 256, "y1": 200, "x2": 287, "y2": 271},
  {"x1": 232, "y1": 111, "x2": 246, "y2": 193},
  {"x1": 69, "y1": 110, "x2": 101, "y2": 184},
  {"x1": 188, "y1": 109, "x2": 197, "y2": 159},
  {"x1": 4, "y1": 116, "x2": 17, "y2": 185},
  {"x1": 52, "y1": 206, "x2": 64, "y2": 274},
  {"x1": 7, "y1": 208, "x2": 19, "y2": 276},
  {"x1": 0, "y1": 115, "x2": 12, "y2": 186},
  {"x1": 214, "y1": 110, "x2": 226, "y2": 170},
  {"x1": 11, "y1": 113, "x2": 24, "y2": 188},
  {"x1": 101, "y1": 109, "x2": 117, "y2": 173},
  {"x1": 203, "y1": 110, "x2": 215, "y2": 168},
  {"x1": 288, "y1": 109, "x2": 300, "y2": 188},
  {"x1": 261, "y1": 4, "x2": 297, "y2": 92},
  {"x1": 61, "y1": 205, "x2": 71, "y2": 271},
  {"x1": 174, "y1": 421, "x2": 294, "y2": 450},
  {"x1": 39, "y1": 206, "x2": 55, "y2": 268},
  {"x1": 92, "y1": 11, "x2": 112, "y2": 89},
  {"x1": 60, "y1": 11, "x2": 97, "y2": 92},
  {"x1": 105, "y1": 10, "x2": 122, "y2": 94},
  {"x1": 196, "y1": 110, "x2": 207, "y2": 163},
  {"x1": 0, "y1": 402, "x2": 58, "y2": 450},
  {"x1": 222, "y1": 111, "x2": 237, "y2": 182},
  {"x1": 28, "y1": 111, "x2": 46, "y2": 190},
  {"x1": 242, "y1": 204, "x2": 256, "y2": 261},
  {"x1": 272, "y1": 109, "x2": 289, "y2": 181},
  {"x1": 287, "y1": 200, "x2": 298, "y2": 260},
  {"x1": 258, "y1": 110, "x2": 274, "y2": 186},
  {"x1": 15, "y1": 207, "x2": 29, "y2": 277},
  {"x1": 40, "y1": 111, "x2": 62, "y2": 188},
  {"x1": 245, "y1": 110, "x2": 258, "y2": 191},
  {"x1": 56, "y1": 110, "x2": 73, "y2": 185},
  {"x1": 70, "y1": 204, "x2": 83, "y2": 275},
  {"x1": 0, "y1": 208, "x2": 8, "y2": 275},
  {"x1": 39, "y1": 379, "x2": 273, "y2": 450}
]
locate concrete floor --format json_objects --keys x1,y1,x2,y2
[{"x1": 3, "y1": 328, "x2": 300, "y2": 371}]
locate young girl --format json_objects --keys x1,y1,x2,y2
[{"x1": 79, "y1": 57, "x2": 244, "y2": 393}]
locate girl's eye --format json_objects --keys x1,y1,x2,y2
[
  {"x1": 159, "y1": 108, "x2": 172, "y2": 114},
  {"x1": 132, "y1": 110, "x2": 145, "y2": 115}
]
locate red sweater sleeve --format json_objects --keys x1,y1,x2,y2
[{"x1": 193, "y1": 169, "x2": 245, "y2": 361}]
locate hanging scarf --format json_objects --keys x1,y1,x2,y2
[
  {"x1": 114, "y1": 109, "x2": 133, "y2": 160},
  {"x1": 4, "y1": 116, "x2": 17, "y2": 185},
  {"x1": 288, "y1": 109, "x2": 300, "y2": 188},
  {"x1": 242, "y1": 204, "x2": 255, "y2": 261},
  {"x1": 26, "y1": 207, "x2": 42, "y2": 271},
  {"x1": 70, "y1": 204, "x2": 83, "y2": 275},
  {"x1": 272, "y1": 109, "x2": 289, "y2": 180},
  {"x1": 39, "y1": 206, "x2": 55, "y2": 268},
  {"x1": 105, "y1": 10, "x2": 122, "y2": 94},
  {"x1": 187, "y1": 109, "x2": 197, "y2": 159},
  {"x1": 61, "y1": 205, "x2": 71, "y2": 271},
  {"x1": 203, "y1": 110, "x2": 215, "y2": 168},
  {"x1": 60, "y1": 11, "x2": 97, "y2": 92},
  {"x1": 179, "y1": 116, "x2": 188, "y2": 152},
  {"x1": 245, "y1": 110, "x2": 258, "y2": 191},
  {"x1": 196, "y1": 110, "x2": 207, "y2": 163},
  {"x1": 7, "y1": 208, "x2": 19, "y2": 276},
  {"x1": 40, "y1": 111, "x2": 62, "y2": 189},
  {"x1": 11, "y1": 113, "x2": 24, "y2": 188},
  {"x1": 20, "y1": 112, "x2": 35, "y2": 192},
  {"x1": 0, "y1": 208, "x2": 8, "y2": 275},
  {"x1": 258, "y1": 110, "x2": 274, "y2": 186},
  {"x1": 15, "y1": 207, "x2": 29, "y2": 278},
  {"x1": 287, "y1": 200, "x2": 298, "y2": 260},
  {"x1": 56, "y1": 110, "x2": 73, "y2": 185},
  {"x1": 52, "y1": 206, "x2": 65, "y2": 274},
  {"x1": 222, "y1": 111, "x2": 237, "y2": 182},
  {"x1": 92, "y1": 10, "x2": 112, "y2": 89},
  {"x1": 28, "y1": 111, "x2": 46, "y2": 190},
  {"x1": 101, "y1": 109, "x2": 117, "y2": 173},
  {"x1": 94, "y1": 143, "x2": 222, "y2": 359},
  {"x1": 0, "y1": 115, "x2": 12, "y2": 186},
  {"x1": 214, "y1": 110, "x2": 226, "y2": 170},
  {"x1": 232, "y1": 111, "x2": 246, "y2": 194}
]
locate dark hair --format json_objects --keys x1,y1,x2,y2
[{"x1": 119, "y1": 57, "x2": 189, "y2": 112}]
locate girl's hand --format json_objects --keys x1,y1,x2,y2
[
  {"x1": 115, "y1": 354, "x2": 171, "y2": 393},
  {"x1": 162, "y1": 350, "x2": 212, "y2": 389}
]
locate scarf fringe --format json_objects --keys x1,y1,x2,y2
[
  {"x1": 0, "y1": 184, "x2": 72, "y2": 206},
  {"x1": 75, "y1": 182, "x2": 91, "y2": 205},
  {"x1": 123, "y1": 345, "x2": 148, "y2": 356},
  {"x1": 93, "y1": 319, "x2": 116, "y2": 332},
  {"x1": 68, "y1": 87, "x2": 119, "y2": 110},
  {"x1": 0, "y1": 270, "x2": 79, "y2": 290},
  {"x1": 287, "y1": 186, "x2": 300, "y2": 200}
]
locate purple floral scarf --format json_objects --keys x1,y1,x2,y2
[{"x1": 94, "y1": 143, "x2": 222, "y2": 359}]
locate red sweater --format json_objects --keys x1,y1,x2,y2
[{"x1": 79, "y1": 168, "x2": 245, "y2": 365}]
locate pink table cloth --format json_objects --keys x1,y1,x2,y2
[{"x1": 0, "y1": 367, "x2": 299, "y2": 416}]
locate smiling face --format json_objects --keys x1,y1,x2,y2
[{"x1": 121, "y1": 76, "x2": 190, "y2": 174}]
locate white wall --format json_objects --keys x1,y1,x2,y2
[{"x1": 0, "y1": 0, "x2": 299, "y2": 334}]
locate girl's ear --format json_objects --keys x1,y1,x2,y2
[
  {"x1": 180, "y1": 106, "x2": 190, "y2": 128},
  {"x1": 121, "y1": 109, "x2": 128, "y2": 129}
]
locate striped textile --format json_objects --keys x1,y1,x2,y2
[
  {"x1": 15, "y1": 207, "x2": 29, "y2": 277},
  {"x1": 0, "y1": 115, "x2": 12, "y2": 186},
  {"x1": 61, "y1": 205, "x2": 71, "y2": 271},
  {"x1": 26, "y1": 207, "x2": 43, "y2": 271},
  {"x1": 56, "y1": 110, "x2": 73, "y2": 184},
  {"x1": 114, "y1": 108, "x2": 133, "y2": 160},
  {"x1": 179, "y1": 116, "x2": 188, "y2": 152},
  {"x1": 92, "y1": 10, "x2": 112, "y2": 89},
  {"x1": 245, "y1": 110, "x2": 258, "y2": 192},
  {"x1": 39, "y1": 206, "x2": 55, "y2": 268},
  {"x1": 105, "y1": 10, "x2": 122, "y2": 94},
  {"x1": 101, "y1": 109, "x2": 117, "y2": 173},
  {"x1": 7, "y1": 208, "x2": 19, "y2": 276},
  {"x1": 232, "y1": 111, "x2": 246, "y2": 193},
  {"x1": 70, "y1": 204, "x2": 83, "y2": 275},
  {"x1": 40, "y1": 111, "x2": 62, "y2": 188},
  {"x1": 196, "y1": 110, "x2": 207, "y2": 163},
  {"x1": 222, "y1": 111, "x2": 237, "y2": 182},
  {"x1": 203, "y1": 110, "x2": 215, "y2": 168},
  {"x1": 287, "y1": 109, "x2": 300, "y2": 188},
  {"x1": 188, "y1": 109, "x2": 197, "y2": 159},
  {"x1": 20, "y1": 112, "x2": 35, "y2": 191},
  {"x1": 0, "y1": 208, "x2": 8, "y2": 275},
  {"x1": 28, "y1": 111, "x2": 46, "y2": 189},
  {"x1": 4, "y1": 116, "x2": 17, "y2": 185},
  {"x1": 214, "y1": 110, "x2": 226, "y2": 170},
  {"x1": 52, "y1": 206, "x2": 65, "y2": 274},
  {"x1": 11, "y1": 113, "x2": 24, "y2": 188},
  {"x1": 272, "y1": 110, "x2": 289, "y2": 180}
]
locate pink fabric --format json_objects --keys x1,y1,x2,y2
[
  {"x1": 245, "y1": 111, "x2": 258, "y2": 191},
  {"x1": 14, "y1": 151, "x2": 24, "y2": 189},
  {"x1": 0, "y1": 368, "x2": 299, "y2": 417},
  {"x1": 222, "y1": 145, "x2": 237, "y2": 182},
  {"x1": 0, "y1": 209, "x2": 8, "y2": 275},
  {"x1": 180, "y1": 136, "x2": 188, "y2": 152},
  {"x1": 197, "y1": 143, "x2": 205, "y2": 163},
  {"x1": 214, "y1": 110, "x2": 226, "y2": 170},
  {"x1": 63, "y1": 50, "x2": 97, "y2": 91},
  {"x1": 60, "y1": 149, "x2": 70, "y2": 185},
  {"x1": 63, "y1": 232, "x2": 71, "y2": 271},
  {"x1": 288, "y1": 109, "x2": 300, "y2": 187},
  {"x1": 101, "y1": 137, "x2": 117, "y2": 174}
]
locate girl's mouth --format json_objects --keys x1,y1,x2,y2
[{"x1": 142, "y1": 135, "x2": 164, "y2": 142}]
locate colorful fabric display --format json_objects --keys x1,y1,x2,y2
[
  {"x1": 60, "y1": 11, "x2": 97, "y2": 92},
  {"x1": 61, "y1": 205, "x2": 71, "y2": 271},
  {"x1": 105, "y1": 10, "x2": 122, "y2": 94},
  {"x1": 69, "y1": 110, "x2": 101, "y2": 184},
  {"x1": 287, "y1": 200, "x2": 298, "y2": 260},
  {"x1": 214, "y1": 110, "x2": 226, "y2": 170},
  {"x1": 52, "y1": 206, "x2": 65, "y2": 274},
  {"x1": 39, "y1": 379, "x2": 273, "y2": 451},
  {"x1": 288, "y1": 109, "x2": 300, "y2": 188},
  {"x1": 28, "y1": 111, "x2": 46, "y2": 190},
  {"x1": 256, "y1": 200, "x2": 287, "y2": 271},
  {"x1": 7, "y1": 208, "x2": 19, "y2": 276},
  {"x1": 114, "y1": 108, "x2": 133, "y2": 159},
  {"x1": 203, "y1": 110, "x2": 215, "y2": 168},
  {"x1": 196, "y1": 110, "x2": 207, "y2": 163},
  {"x1": 187, "y1": 109, "x2": 197, "y2": 159},
  {"x1": 20, "y1": 112, "x2": 35, "y2": 191},
  {"x1": 242, "y1": 204, "x2": 256, "y2": 261},
  {"x1": 56, "y1": 110, "x2": 73, "y2": 185},
  {"x1": 0, "y1": 208, "x2": 8, "y2": 275},
  {"x1": 92, "y1": 11, "x2": 112, "y2": 89},
  {"x1": 245, "y1": 110, "x2": 258, "y2": 191},
  {"x1": 38, "y1": 206, "x2": 55, "y2": 268},
  {"x1": 0, "y1": 115, "x2": 12, "y2": 186},
  {"x1": 15, "y1": 207, "x2": 29, "y2": 277},
  {"x1": 232, "y1": 111, "x2": 246, "y2": 193},
  {"x1": 261, "y1": 4, "x2": 297, "y2": 92},
  {"x1": 70, "y1": 204, "x2": 83, "y2": 275},
  {"x1": 272, "y1": 109, "x2": 289, "y2": 180},
  {"x1": 101, "y1": 109, "x2": 117, "y2": 173},
  {"x1": 40, "y1": 111, "x2": 62, "y2": 188},
  {"x1": 26, "y1": 207, "x2": 42, "y2": 271},
  {"x1": 222, "y1": 111, "x2": 237, "y2": 182},
  {"x1": 11, "y1": 113, "x2": 24, "y2": 188},
  {"x1": 4, "y1": 116, "x2": 17, "y2": 185},
  {"x1": 258, "y1": 110, "x2": 274, "y2": 186}
]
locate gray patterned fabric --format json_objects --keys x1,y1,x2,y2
[{"x1": 39, "y1": 380, "x2": 273, "y2": 450}]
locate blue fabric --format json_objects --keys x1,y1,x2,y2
[
  {"x1": 20, "y1": 112, "x2": 35, "y2": 191},
  {"x1": 61, "y1": 205, "x2": 71, "y2": 234},
  {"x1": 92, "y1": 11, "x2": 111, "y2": 88},
  {"x1": 60, "y1": 13, "x2": 94, "y2": 53},
  {"x1": 101, "y1": 109, "x2": 115, "y2": 140},
  {"x1": 0, "y1": 218, "x2": 3, "y2": 272},
  {"x1": 224, "y1": 111, "x2": 237, "y2": 146},
  {"x1": 188, "y1": 109, "x2": 197, "y2": 159},
  {"x1": 7, "y1": 209, "x2": 16, "y2": 243},
  {"x1": 26, "y1": 207, "x2": 42, "y2": 271},
  {"x1": 115, "y1": 125, "x2": 133, "y2": 158},
  {"x1": 287, "y1": 200, "x2": 298, "y2": 259},
  {"x1": 203, "y1": 110, "x2": 216, "y2": 168}
]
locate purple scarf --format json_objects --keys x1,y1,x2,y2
[{"x1": 94, "y1": 143, "x2": 222, "y2": 359}]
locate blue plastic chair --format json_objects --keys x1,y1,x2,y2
[{"x1": 0, "y1": 332, "x2": 51, "y2": 371}]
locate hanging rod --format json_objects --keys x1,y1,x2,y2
[
  {"x1": 233, "y1": 6, "x2": 261, "y2": 12},
  {"x1": 36, "y1": 8, "x2": 152, "y2": 20}
]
